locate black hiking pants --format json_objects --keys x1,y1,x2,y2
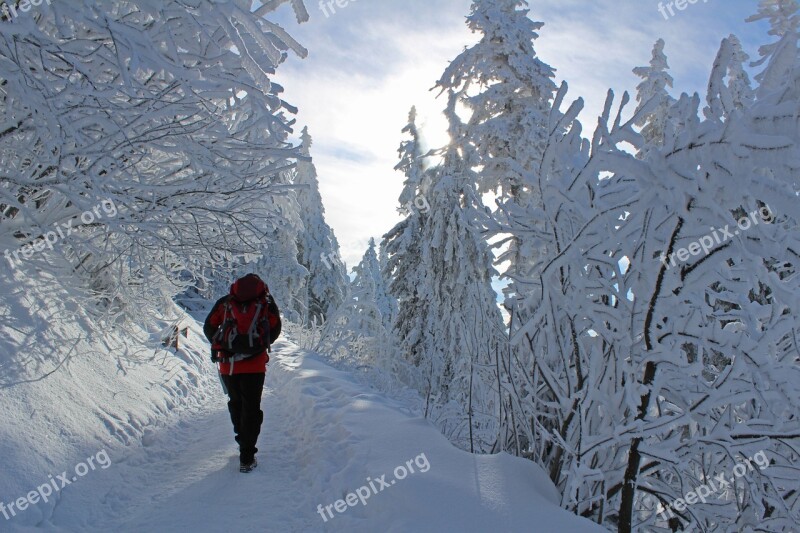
[{"x1": 220, "y1": 373, "x2": 265, "y2": 464}]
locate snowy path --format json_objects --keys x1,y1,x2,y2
[
  {"x1": 98, "y1": 368, "x2": 322, "y2": 532},
  {"x1": 36, "y1": 341, "x2": 325, "y2": 532},
  {"x1": 24, "y1": 340, "x2": 603, "y2": 533}
]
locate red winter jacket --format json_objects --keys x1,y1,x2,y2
[{"x1": 203, "y1": 275, "x2": 281, "y2": 375}]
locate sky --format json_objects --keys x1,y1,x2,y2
[{"x1": 271, "y1": 0, "x2": 769, "y2": 270}]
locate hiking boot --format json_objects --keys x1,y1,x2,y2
[{"x1": 240, "y1": 458, "x2": 257, "y2": 473}]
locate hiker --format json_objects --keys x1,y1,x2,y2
[{"x1": 203, "y1": 273, "x2": 281, "y2": 473}]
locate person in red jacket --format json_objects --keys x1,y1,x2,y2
[{"x1": 203, "y1": 273, "x2": 281, "y2": 473}]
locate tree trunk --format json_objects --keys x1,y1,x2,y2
[{"x1": 619, "y1": 218, "x2": 683, "y2": 532}]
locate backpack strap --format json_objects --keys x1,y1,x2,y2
[
  {"x1": 247, "y1": 302, "x2": 262, "y2": 347},
  {"x1": 263, "y1": 292, "x2": 274, "y2": 353},
  {"x1": 221, "y1": 297, "x2": 237, "y2": 353},
  {"x1": 221, "y1": 298, "x2": 231, "y2": 324}
]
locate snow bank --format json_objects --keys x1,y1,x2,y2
[{"x1": 0, "y1": 270, "x2": 216, "y2": 529}]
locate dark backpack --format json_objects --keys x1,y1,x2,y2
[{"x1": 212, "y1": 275, "x2": 275, "y2": 360}]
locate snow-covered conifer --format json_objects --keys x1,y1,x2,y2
[
  {"x1": 434, "y1": 0, "x2": 560, "y2": 320},
  {"x1": 633, "y1": 39, "x2": 676, "y2": 147},
  {"x1": 294, "y1": 127, "x2": 347, "y2": 324},
  {"x1": 382, "y1": 108, "x2": 431, "y2": 367},
  {"x1": 385, "y1": 96, "x2": 507, "y2": 452},
  {"x1": 747, "y1": 0, "x2": 800, "y2": 56},
  {"x1": 319, "y1": 238, "x2": 396, "y2": 372},
  {"x1": 435, "y1": 0, "x2": 557, "y2": 198}
]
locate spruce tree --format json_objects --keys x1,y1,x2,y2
[
  {"x1": 433, "y1": 0, "x2": 559, "y2": 321},
  {"x1": 633, "y1": 39, "x2": 676, "y2": 147},
  {"x1": 294, "y1": 127, "x2": 347, "y2": 324}
]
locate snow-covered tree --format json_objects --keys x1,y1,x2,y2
[
  {"x1": 376, "y1": 236, "x2": 398, "y2": 331},
  {"x1": 0, "y1": 0, "x2": 311, "y2": 324},
  {"x1": 352, "y1": 238, "x2": 396, "y2": 328},
  {"x1": 727, "y1": 35, "x2": 756, "y2": 110},
  {"x1": 318, "y1": 238, "x2": 396, "y2": 372},
  {"x1": 384, "y1": 95, "x2": 507, "y2": 452},
  {"x1": 294, "y1": 127, "x2": 347, "y2": 324},
  {"x1": 748, "y1": 0, "x2": 800, "y2": 35},
  {"x1": 395, "y1": 107, "x2": 428, "y2": 211},
  {"x1": 382, "y1": 108, "x2": 431, "y2": 367},
  {"x1": 487, "y1": 81, "x2": 589, "y2": 456},
  {"x1": 494, "y1": 39, "x2": 800, "y2": 531},
  {"x1": 359, "y1": 239, "x2": 398, "y2": 330},
  {"x1": 495, "y1": 78, "x2": 800, "y2": 531},
  {"x1": 434, "y1": 0, "x2": 559, "y2": 322},
  {"x1": 253, "y1": 171, "x2": 309, "y2": 323},
  {"x1": 706, "y1": 34, "x2": 756, "y2": 122},
  {"x1": 747, "y1": 0, "x2": 800, "y2": 94},
  {"x1": 633, "y1": 39, "x2": 676, "y2": 147},
  {"x1": 435, "y1": 0, "x2": 557, "y2": 198}
]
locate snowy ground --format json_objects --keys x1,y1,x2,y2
[{"x1": 1, "y1": 302, "x2": 604, "y2": 532}]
